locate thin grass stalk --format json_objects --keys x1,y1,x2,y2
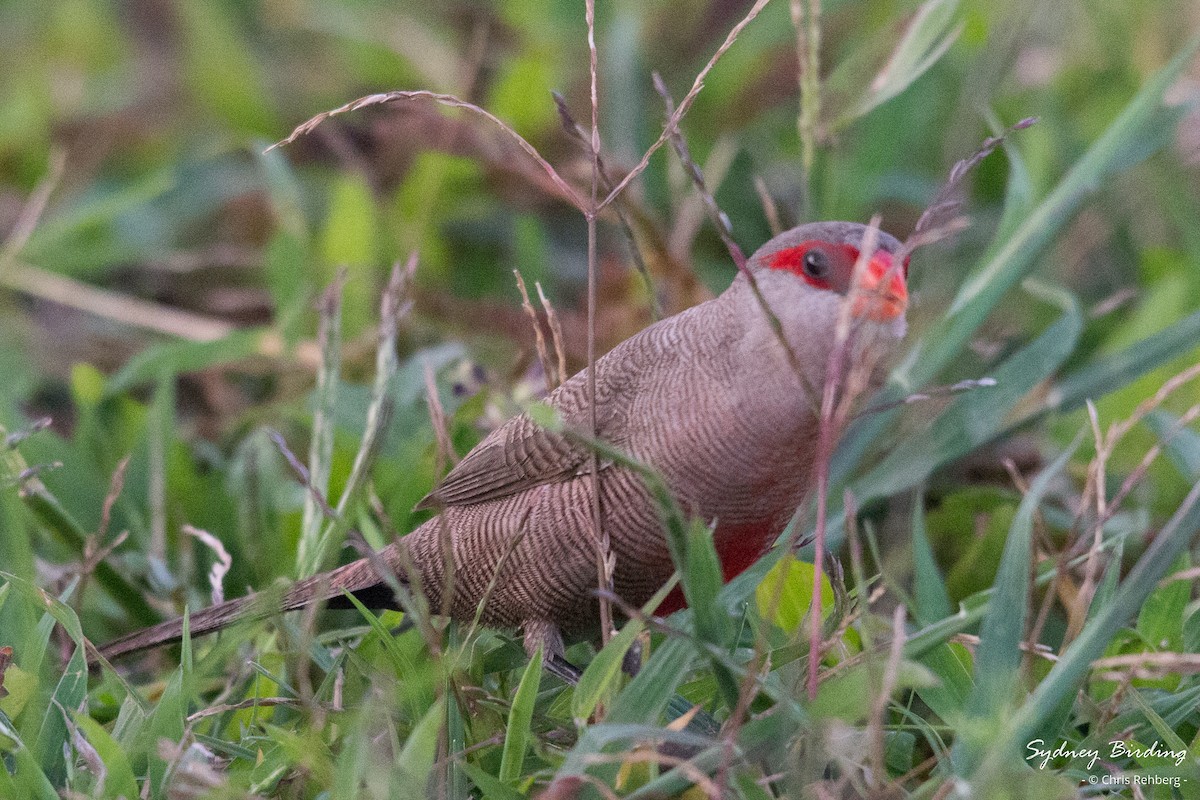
[
  {"x1": 296, "y1": 273, "x2": 345, "y2": 578},
  {"x1": 0, "y1": 149, "x2": 64, "y2": 269},
  {"x1": 514, "y1": 270, "x2": 556, "y2": 392},
  {"x1": 791, "y1": 0, "x2": 821, "y2": 219},
  {"x1": 423, "y1": 363, "x2": 458, "y2": 472},
  {"x1": 148, "y1": 372, "x2": 171, "y2": 567},
  {"x1": 807, "y1": 218, "x2": 882, "y2": 699},
  {"x1": 653, "y1": 73, "x2": 820, "y2": 412},
  {"x1": 584, "y1": 0, "x2": 614, "y2": 648},
  {"x1": 270, "y1": 90, "x2": 586, "y2": 212},
  {"x1": 754, "y1": 176, "x2": 784, "y2": 236},
  {"x1": 536, "y1": 282, "x2": 569, "y2": 388},
  {"x1": 597, "y1": 0, "x2": 772, "y2": 212},
  {"x1": 868, "y1": 605, "x2": 907, "y2": 789},
  {"x1": 552, "y1": 91, "x2": 662, "y2": 320}
]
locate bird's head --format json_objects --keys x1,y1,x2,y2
[{"x1": 741, "y1": 221, "x2": 909, "y2": 346}]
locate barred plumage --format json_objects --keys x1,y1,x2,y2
[{"x1": 98, "y1": 221, "x2": 908, "y2": 662}]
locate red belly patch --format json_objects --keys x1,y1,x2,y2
[{"x1": 653, "y1": 520, "x2": 775, "y2": 615}]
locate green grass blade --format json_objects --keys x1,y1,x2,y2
[
  {"x1": 138, "y1": 620, "x2": 192, "y2": 792},
  {"x1": 301, "y1": 265, "x2": 407, "y2": 577},
  {"x1": 572, "y1": 618, "x2": 643, "y2": 723},
  {"x1": 606, "y1": 636, "x2": 696, "y2": 727},
  {"x1": 850, "y1": 0, "x2": 963, "y2": 121},
  {"x1": 5, "y1": 734, "x2": 58, "y2": 800},
  {"x1": 395, "y1": 697, "x2": 445, "y2": 788},
  {"x1": 1147, "y1": 410, "x2": 1200, "y2": 481},
  {"x1": 460, "y1": 761, "x2": 525, "y2": 800},
  {"x1": 1036, "y1": 309, "x2": 1200, "y2": 421},
  {"x1": 5, "y1": 456, "x2": 155, "y2": 624},
  {"x1": 0, "y1": 576, "x2": 138, "y2": 785},
  {"x1": 624, "y1": 711, "x2": 802, "y2": 799},
  {"x1": 911, "y1": 490, "x2": 951, "y2": 624},
  {"x1": 682, "y1": 517, "x2": 741, "y2": 709},
  {"x1": 499, "y1": 645, "x2": 542, "y2": 783},
  {"x1": 1127, "y1": 687, "x2": 1189, "y2": 755},
  {"x1": 319, "y1": 265, "x2": 407, "y2": 563},
  {"x1": 993, "y1": 117, "x2": 1037, "y2": 244},
  {"x1": 70, "y1": 713, "x2": 140, "y2": 800},
  {"x1": 951, "y1": 434, "x2": 1082, "y2": 776},
  {"x1": 331, "y1": 707, "x2": 369, "y2": 800},
  {"x1": 443, "y1": 686, "x2": 468, "y2": 800},
  {"x1": 104, "y1": 329, "x2": 267, "y2": 398},
  {"x1": 834, "y1": 36, "x2": 1200, "y2": 492}
]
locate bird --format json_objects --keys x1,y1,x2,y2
[{"x1": 97, "y1": 221, "x2": 909, "y2": 667}]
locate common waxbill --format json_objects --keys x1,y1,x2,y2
[{"x1": 98, "y1": 221, "x2": 909, "y2": 662}]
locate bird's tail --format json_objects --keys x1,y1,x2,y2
[{"x1": 96, "y1": 549, "x2": 405, "y2": 663}]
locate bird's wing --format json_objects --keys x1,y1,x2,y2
[{"x1": 413, "y1": 367, "x2": 631, "y2": 511}]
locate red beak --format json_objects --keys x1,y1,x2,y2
[{"x1": 852, "y1": 251, "x2": 908, "y2": 321}]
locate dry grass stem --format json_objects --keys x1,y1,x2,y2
[
  {"x1": 0, "y1": 149, "x2": 65, "y2": 268},
  {"x1": 583, "y1": 750, "x2": 725, "y2": 799},
  {"x1": 270, "y1": 90, "x2": 586, "y2": 211},
  {"x1": 653, "y1": 72, "x2": 820, "y2": 412},
  {"x1": 181, "y1": 525, "x2": 232, "y2": 605},
  {"x1": 754, "y1": 176, "x2": 785, "y2": 236},
  {"x1": 653, "y1": 74, "x2": 745, "y2": 269},
  {"x1": 1104, "y1": 400, "x2": 1200, "y2": 526},
  {"x1": 790, "y1": 0, "x2": 822, "y2": 216},
  {"x1": 1092, "y1": 652, "x2": 1200, "y2": 681},
  {"x1": 186, "y1": 697, "x2": 305, "y2": 722},
  {"x1": 807, "y1": 216, "x2": 884, "y2": 699},
  {"x1": 5, "y1": 260, "x2": 236, "y2": 342},
  {"x1": 584, "y1": 0, "x2": 614, "y2": 648},
  {"x1": 908, "y1": 117, "x2": 1038, "y2": 249},
  {"x1": 536, "y1": 282, "x2": 568, "y2": 388},
  {"x1": 268, "y1": 429, "x2": 338, "y2": 520},
  {"x1": 598, "y1": 0, "x2": 772, "y2": 212},
  {"x1": 514, "y1": 270, "x2": 556, "y2": 392},
  {"x1": 423, "y1": 363, "x2": 458, "y2": 471},
  {"x1": 551, "y1": 91, "x2": 661, "y2": 317}
]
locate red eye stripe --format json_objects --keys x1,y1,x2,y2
[{"x1": 767, "y1": 241, "x2": 860, "y2": 289}]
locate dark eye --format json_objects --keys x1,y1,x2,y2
[{"x1": 803, "y1": 249, "x2": 829, "y2": 280}]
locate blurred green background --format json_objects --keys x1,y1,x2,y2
[
  {"x1": 2, "y1": 1, "x2": 1200, "y2": 795},
  {"x1": 2, "y1": 0, "x2": 1199, "y2": 652}
]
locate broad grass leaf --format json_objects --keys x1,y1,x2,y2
[
  {"x1": 857, "y1": 300, "x2": 1082, "y2": 503},
  {"x1": 1147, "y1": 410, "x2": 1200, "y2": 481},
  {"x1": 70, "y1": 713, "x2": 139, "y2": 800},
  {"x1": 835, "y1": 36, "x2": 1200, "y2": 498},
  {"x1": 913, "y1": 641, "x2": 973, "y2": 723},
  {"x1": 175, "y1": 1, "x2": 278, "y2": 135},
  {"x1": 460, "y1": 761, "x2": 525, "y2": 800},
  {"x1": 396, "y1": 697, "x2": 446, "y2": 789},
  {"x1": 1136, "y1": 555, "x2": 1190, "y2": 653},
  {"x1": 850, "y1": 0, "x2": 964, "y2": 121},
  {"x1": 499, "y1": 645, "x2": 541, "y2": 783},
  {"x1": 910, "y1": 492, "x2": 951, "y2": 624},
  {"x1": 607, "y1": 637, "x2": 696, "y2": 726},
  {"x1": 572, "y1": 620, "x2": 642, "y2": 723}
]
